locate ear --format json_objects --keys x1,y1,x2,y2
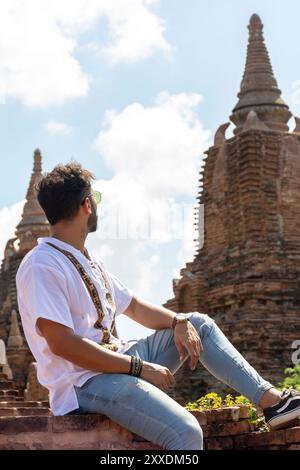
[{"x1": 81, "y1": 197, "x2": 92, "y2": 214}]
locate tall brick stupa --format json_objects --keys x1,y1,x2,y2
[
  {"x1": 0, "y1": 149, "x2": 49, "y2": 386},
  {"x1": 165, "y1": 14, "x2": 300, "y2": 404}
]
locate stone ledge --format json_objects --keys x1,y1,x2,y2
[
  {"x1": 202, "y1": 419, "x2": 253, "y2": 438},
  {"x1": 0, "y1": 414, "x2": 162, "y2": 450},
  {"x1": 0, "y1": 402, "x2": 299, "y2": 450},
  {"x1": 0, "y1": 413, "x2": 299, "y2": 450},
  {"x1": 233, "y1": 429, "x2": 287, "y2": 448}
]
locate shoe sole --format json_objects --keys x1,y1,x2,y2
[{"x1": 267, "y1": 404, "x2": 300, "y2": 430}]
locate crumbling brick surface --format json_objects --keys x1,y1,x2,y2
[{"x1": 0, "y1": 370, "x2": 299, "y2": 451}]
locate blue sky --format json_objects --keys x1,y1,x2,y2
[{"x1": 1, "y1": 0, "x2": 300, "y2": 341}]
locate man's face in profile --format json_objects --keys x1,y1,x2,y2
[{"x1": 87, "y1": 194, "x2": 98, "y2": 233}]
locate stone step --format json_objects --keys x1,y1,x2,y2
[
  {"x1": 0, "y1": 401, "x2": 49, "y2": 408},
  {"x1": 0, "y1": 398, "x2": 24, "y2": 404},
  {"x1": 0, "y1": 390, "x2": 20, "y2": 397},
  {"x1": 0, "y1": 380, "x2": 14, "y2": 389},
  {"x1": 0, "y1": 407, "x2": 51, "y2": 417},
  {"x1": 0, "y1": 373, "x2": 8, "y2": 380}
]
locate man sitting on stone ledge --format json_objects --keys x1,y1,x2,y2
[{"x1": 16, "y1": 162, "x2": 300, "y2": 450}]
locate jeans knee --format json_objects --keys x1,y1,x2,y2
[
  {"x1": 176, "y1": 416, "x2": 203, "y2": 450},
  {"x1": 188, "y1": 312, "x2": 215, "y2": 339}
]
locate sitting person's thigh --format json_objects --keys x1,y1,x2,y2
[{"x1": 73, "y1": 372, "x2": 202, "y2": 450}]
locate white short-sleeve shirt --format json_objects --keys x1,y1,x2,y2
[{"x1": 16, "y1": 236, "x2": 134, "y2": 416}]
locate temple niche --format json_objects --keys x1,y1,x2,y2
[
  {"x1": 0, "y1": 149, "x2": 49, "y2": 387},
  {"x1": 165, "y1": 14, "x2": 300, "y2": 404}
]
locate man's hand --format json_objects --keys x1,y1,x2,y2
[
  {"x1": 174, "y1": 322, "x2": 203, "y2": 370},
  {"x1": 140, "y1": 361, "x2": 176, "y2": 391}
]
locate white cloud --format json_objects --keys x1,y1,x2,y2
[
  {"x1": 94, "y1": 92, "x2": 210, "y2": 195},
  {"x1": 0, "y1": 201, "x2": 24, "y2": 259},
  {"x1": 100, "y1": 0, "x2": 171, "y2": 64},
  {"x1": 0, "y1": 0, "x2": 170, "y2": 107},
  {"x1": 43, "y1": 120, "x2": 74, "y2": 136},
  {"x1": 89, "y1": 92, "x2": 211, "y2": 304},
  {"x1": 0, "y1": 1, "x2": 89, "y2": 108}
]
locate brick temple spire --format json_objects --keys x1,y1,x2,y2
[
  {"x1": 15, "y1": 149, "x2": 49, "y2": 253},
  {"x1": 0, "y1": 149, "x2": 50, "y2": 386},
  {"x1": 164, "y1": 15, "x2": 300, "y2": 403},
  {"x1": 230, "y1": 14, "x2": 292, "y2": 134}
]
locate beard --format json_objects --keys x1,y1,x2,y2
[{"x1": 87, "y1": 201, "x2": 98, "y2": 233}]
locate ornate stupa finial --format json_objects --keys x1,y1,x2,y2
[
  {"x1": 230, "y1": 14, "x2": 292, "y2": 134},
  {"x1": 249, "y1": 13, "x2": 263, "y2": 30},
  {"x1": 33, "y1": 148, "x2": 42, "y2": 172},
  {"x1": 15, "y1": 149, "x2": 49, "y2": 253}
]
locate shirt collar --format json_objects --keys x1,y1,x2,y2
[{"x1": 37, "y1": 236, "x2": 94, "y2": 266}]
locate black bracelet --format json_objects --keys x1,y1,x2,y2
[
  {"x1": 130, "y1": 355, "x2": 138, "y2": 375},
  {"x1": 130, "y1": 355, "x2": 136, "y2": 375},
  {"x1": 132, "y1": 357, "x2": 140, "y2": 376},
  {"x1": 130, "y1": 355, "x2": 143, "y2": 377}
]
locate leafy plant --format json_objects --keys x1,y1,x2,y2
[
  {"x1": 185, "y1": 392, "x2": 261, "y2": 428},
  {"x1": 224, "y1": 394, "x2": 235, "y2": 407},
  {"x1": 185, "y1": 392, "x2": 222, "y2": 411},
  {"x1": 196, "y1": 392, "x2": 223, "y2": 410},
  {"x1": 278, "y1": 365, "x2": 300, "y2": 391}
]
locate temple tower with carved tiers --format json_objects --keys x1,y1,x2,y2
[
  {"x1": 165, "y1": 15, "x2": 300, "y2": 404},
  {"x1": 0, "y1": 149, "x2": 49, "y2": 386}
]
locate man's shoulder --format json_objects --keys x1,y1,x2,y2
[{"x1": 16, "y1": 244, "x2": 63, "y2": 282}]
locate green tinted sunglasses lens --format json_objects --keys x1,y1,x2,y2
[{"x1": 93, "y1": 191, "x2": 102, "y2": 204}]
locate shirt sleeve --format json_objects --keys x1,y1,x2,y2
[
  {"x1": 17, "y1": 259, "x2": 74, "y2": 337},
  {"x1": 107, "y1": 271, "x2": 134, "y2": 317}
]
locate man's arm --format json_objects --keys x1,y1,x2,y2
[
  {"x1": 123, "y1": 297, "x2": 201, "y2": 370},
  {"x1": 37, "y1": 318, "x2": 176, "y2": 390},
  {"x1": 37, "y1": 318, "x2": 132, "y2": 373},
  {"x1": 123, "y1": 295, "x2": 176, "y2": 329}
]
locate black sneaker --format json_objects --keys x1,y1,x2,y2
[{"x1": 263, "y1": 388, "x2": 300, "y2": 430}]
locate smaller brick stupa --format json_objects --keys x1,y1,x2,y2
[{"x1": 0, "y1": 149, "x2": 49, "y2": 387}]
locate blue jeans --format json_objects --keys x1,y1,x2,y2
[{"x1": 70, "y1": 312, "x2": 273, "y2": 450}]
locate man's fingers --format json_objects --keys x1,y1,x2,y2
[
  {"x1": 176, "y1": 343, "x2": 185, "y2": 362},
  {"x1": 190, "y1": 323, "x2": 203, "y2": 354},
  {"x1": 184, "y1": 341, "x2": 196, "y2": 369},
  {"x1": 192, "y1": 334, "x2": 202, "y2": 364},
  {"x1": 166, "y1": 369, "x2": 175, "y2": 386},
  {"x1": 157, "y1": 369, "x2": 175, "y2": 390},
  {"x1": 189, "y1": 340, "x2": 201, "y2": 369}
]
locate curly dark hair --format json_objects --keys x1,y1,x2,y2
[{"x1": 36, "y1": 161, "x2": 95, "y2": 225}]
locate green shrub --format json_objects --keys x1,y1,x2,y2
[
  {"x1": 185, "y1": 392, "x2": 261, "y2": 427},
  {"x1": 278, "y1": 365, "x2": 300, "y2": 391}
]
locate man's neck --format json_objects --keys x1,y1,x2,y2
[{"x1": 50, "y1": 232, "x2": 87, "y2": 255}]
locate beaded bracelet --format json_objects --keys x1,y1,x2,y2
[
  {"x1": 130, "y1": 355, "x2": 143, "y2": 377},
  {"x1": 135, "y1": 358, "x2": 143, "y2": 377}
]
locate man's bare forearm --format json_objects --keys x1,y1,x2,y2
[
  {"x1": 127, "y1": 297, "x2": 176, "y2": 330},
  {"x1": 54, "y1": 333, "x2": 132, "y2": 374}
]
